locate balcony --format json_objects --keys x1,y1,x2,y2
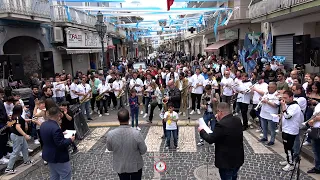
[
  {"x1": 0, "y1": 0, "x2": 51, "y2": 23},
  {"x1": 249, "y1": 0, "x2": 316, "y2": 21}
]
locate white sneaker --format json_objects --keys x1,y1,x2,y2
[
  {"x1": 303, "y1": 141, "x2": 311, "y2": 146},
  {"x1": 7, "y1": 141, "x2": 13, "y2": 147},
  {"x1": 28, "y1": 149, "x2": 33, "y2": 153},
  {"x1": 282, "y1": 164, "x2": 294, "y2": 171},
  {"x1": 105, "y1": 113, "x2": 110, "y2": 116},
  {"x1": 140, "y1": 111, "x2": 143, "y2": 115},
  {"x1": 90, "y1": 112, "x2": 93, "y2": 115},
  {"x1": 143, "y1": 113, "x2": 148, "y2": 118},
  {"x1": 0, "y1": 157, "x2": 9, "y2": 164},
  {"x1": 248, "y1": 121, "x2": 252, "y2": 126},
  {"x1": 275, "y1": 129, "x2": 279, "y2": 133},
  {"x1": 99, "y1": 114, "x2": 102, "y2": 117},
  {"x1": 259, "y1": 133, "x2": 263, "y2": 137},
  {"x1": 183, "y1": 112, "x2": 186, "y2": 116},
  {"x1": 136, "y1": 126, "x2": 141, "y2": 131},
  {"x1": 190, "y1": 110, "x2": 195, "y2": 115},
  {"x1": 39, "y1": 152, "x2": 42, "y2": 157},
  {"x1": 148, "y1": 104, "x2": 150, "y2": 108},
  {"x1": 179, "y1": 112, "x2": 182, "y2": 115},
  {"x1": 255, "y1": 129, "x2": 261, "y2": 133},
  {"x1": 233, "y1": 112, "x2": 239, "y2": 116},
  {"x1": 197, "y1": 109, "x2": 201, "y2": 115},
  {"x1": 43, "y1": 160, "x2": 48, "y2": 165},
  {"x1": 34, "y1": 139, "x2": 40, "y2": 145},
  {"x1": 279, "y1": 161, "x2": 288, "y2": 166},
  {"x1": 19, "y1": 152, "x2": 23, "y2": 157}
]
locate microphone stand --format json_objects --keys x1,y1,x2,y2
[{"x1": 187, "y1": 94, "x2": 190, "y2": 125}]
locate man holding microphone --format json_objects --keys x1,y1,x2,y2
[{"x1": 40, "y1": 106, "x2": 75, "y2": 180}]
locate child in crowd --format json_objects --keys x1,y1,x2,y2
[
  {"x1": 129, "y1": 89, "x2": 141, "y2": 131},
  {"x1": 164, "y1": 103, "x2": 179, "y2": 149}
]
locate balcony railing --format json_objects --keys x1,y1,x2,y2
[
  {"x1": 51, "y1": 5, "x2": 96, "y2": 27},
  {"x1": 0, "y1": 0, "x2": 50, "y2": 19},
  {"x1": 249, "y1": 0, "x2": 314, "y2": 19}
]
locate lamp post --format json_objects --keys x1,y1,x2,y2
[{"x1": 95, "y1": 11, "x2": 107, "y2": 70}]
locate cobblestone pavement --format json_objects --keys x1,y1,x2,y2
[{"x1": 10, "y1": 126, "x2": 316, "y2": 180}]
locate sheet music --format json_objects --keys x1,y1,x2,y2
[
  {"x1": 64, "y1": 130, "x2": 76, "y2": 139},
  {"x1": 198, "y1": 118, "x2": 213, "y2": 134}
]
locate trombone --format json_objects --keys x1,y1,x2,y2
[
  {"x1": 243, "y1": 82, "x2": 258, "y2": 94},
  {"x1": 302, "y1": 111, "x2": 320, "y2": 127}
]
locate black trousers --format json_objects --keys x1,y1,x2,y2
[
  {"x1": 191, "y1": 93, "x2": 202, "y2": 110},
  {"x1": 109, "y1": 93, "x2": 117, "y2": 108},
  {"x1": 239, "y1": 102, "x2": 249, "y2": 128},
  {"x1": 70, "y1": 98, "x2": 79, "y2": 105},
  {"x1": 91, "y1": 94, "x2": 100, "y2": 111},
  {"x1": 282, "y1": 132, "x2": 296, "y2": 164},
  {"x1": 99, "y1": 98, "x2": 109, "y2": 114},
  {"x1": 149, "y1": 103, "x2": 162, "y2": 122},
  {"x1": 221, "y1": 95, "x2": 232, "y2": 104},
  {"x1": 118, "y1": 168, "x2": 142, "y2": 180},
  {"x1": 0, "y1": 125, "x2": 8, "y2": 158}
]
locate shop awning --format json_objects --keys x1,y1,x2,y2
[
  {"x1": 65, "y1": 48, "x2": 106, "y2": 54},
  {"x1": 204, "y1": 39, "x2": 235, "y2": 52}
]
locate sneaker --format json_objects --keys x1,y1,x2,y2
[
  {"x1": 211, "y1": 143, "x2": 215, "y2": 147},
  {"x1": 5, "y1": 169, "x2": 16, "y2": 174},
  {"x1": 0, "y1": 157, "x2": 9, "y2": 164},
  {"x1": 255, "y1": 129, "x2": 261, "y2": 133},
  {"x1": 28, "y1": 149, "x2": 33, "y2": 153},
  {"x1": 165, "y1": 146, "x2": 169, "y2": 150},
  {"x1": 259, "y1": 133, "x2": 264, "y2": 137},
  {"x1": 90, "y1": 112, "x2": 93, "y2": 115},
  {"x1": 105, "y1": 113, "x2": 110, "y2": 116},
  {"x1": 279, "y1": 161, "x2": 288, "y2": 166},
  {"x1": 233, "y1": 112, "x2": 239, "y2": 116},
  {"x1": 190, "y1": 110, "x2": 195, "y2": 115},
  {"x1": 140, "y1": 111, "x2": 143, "y2": 115},
  {"x1": 303, "y1": 141, "x2": 311, "y2": 146},
  {"x1": 99, "y1": 114, "x2": 102, "y2": 117},
  {"x1": 254, "y1": 117, "x2": 259, "y2": 122},
  {"x1": 175, "y1": 146, "x2": 179, "y2": 149},
  {"x1": 24, "y1": 160, "x2": 34, "y2": 165},
  {"x1": 136, "y1": 126, "x2": 141, "y2": 131},
  {"x1": 307, "y1": 167, "x2": 320, "y2": 174},
  {"x1": 282, "y1": 164, "x2": 294, "y2": 171},
  {"x1": 143, "y1": 113, "x2": 148, "y2": 118},
  {"x1": 160, "y1": 135, "x2": 165, "y2": 139},
  {"x1": 259, "y1": 138, "x2": 268, "y2": 142},
  {"x1": 179, "y1": 112, "x2": 182, "y2": 115},
  {"x1": 275, "y1": 129, "x2": 279, "y2": 133},
  {"x1": 39, "y1": 152, "x2": 42, "y2": 157},
  {"x1": 87, "y1": 118, "x2": 93, "y2": 121},
  {"x1": 34, "y1": 139, "x2": 40, "y2": 145},
  {"x1": 248, "y1": 121, "x2": 252, "y2": 126},
  {"x1": 183, "y1": 112, "x2": 186, "y2": 116},
  {"x1": 197, "y1": 142, "x2": 204, "y2": 146},
  {"x1": 19, "y1": 152, "x2": 23, "y2": 157},
  {"x1": 266, "y1": 142, "x2": 274, "y2": 146},
  {"x1": 7, "y1": 141, "x2": 13, "y2": 147},
  {"x1": 197, "y1": 109, "x2": 201, "y2": 115},
  {"x1": 43, "y1": 161, "x2": 48, "y2": 165}
]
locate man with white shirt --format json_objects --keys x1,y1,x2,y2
[
  {"x1": 113, "y1": 74, "x2": 124, "y2": 110},
  {"x1": 279, "y1": 90, "x2": 304, "y2": 171},
  {"x1": 52, "y1": 76, "x2": 65, "y2": 104},
  {"x1": 285, "y1": 70, "x2": 298, "y2": 88},
  {"x1": 220, "y1": 71, "x2": 235, "y2": 104},
  {"x1": 69, "y1": 78, "x2": 79, "y2": 105},
  {"x1": 190, "y1": 68, "x2": 205, "y2": 115},
  {"x1": 166, "y1": 68, "x2": 179, "y2": 85},
  {"x1": 259, "y1": 82, "x2": 280, "y2": 146},
  {"x1": 143, "y1": 74, "x2": 154, "y2": 118},
  {"x1": 77, "y1": 77, "x2": 92, "y2": 121},
  {"x1": 129, "y1": 72, "x2": 144, "y2": 115},
  {"x1": 204, "y1": 72, "x2": 218, "y2": 92},
  {"x1": 250, "y1": 76, "x2": 268, "y2": 132},
  {"x1": 97, "y1": 78, "x2": 110, "y2": 116},
  {"x1": 215, "y1": 60, "x2": 226, "y2": 79},
  {"x1": 235, "y1": 73, "x2": 252, "y2": 130}
]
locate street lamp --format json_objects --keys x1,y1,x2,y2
[{"x1": 95, "y1": 11, "x2": 107, "y2": 70}]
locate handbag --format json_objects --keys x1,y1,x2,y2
[{"x1": 308, "y1": 127, "x2": 320, "y2": 140}]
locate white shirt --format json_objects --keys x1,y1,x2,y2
[
  {"x1": 164, "y1": 111, "x2": 178, "y2": 130},
  {"x1": 313, "y1": 104, "x2": 320, "y2": 128},
  {"x1": 294, "y1": 96, "x2": 307, "y2": 113},
  {"x1": 129, "y1": 78, "x2": 144, "y2": 95},
  {"x1": 97, "y1": 83, "x2": 111, "y2": 96},
  {"x1": 191, "y1": 74, "x2": 205, "y2": 94},
  {"x1": 52, "y1": 82, "x2": 65, "y2": 98},
  {"x1": 77, "y1": 83, "x2": 91, "y2": 101},
  {"x1": 113, "y1": 80, "x2": 124, "y2": 97},
  {"x1": 70, "y1": 83, "x2": 78, "y2": 99},
  {"x1": 187, "y1": 76, "x2": 193, "y2": 86},
  {"x1": 220, "y1": 77, "x2": 234, "y2": 96},
  {"x1": 252, "y1": 82, "x2": 268, "y2": 104},
  {"x1": 204, "y1": 78, "x2": 218, "y2": 88},
  {"x1": 161, "y1": 72, "x2": 167, "y2": 79},
  {"x1": 106, "y1": 75, "x2": 112, "y2": 83},
  {"x1": 285, "y1": 77, "x2": 294, "y2": 88},
  {"x1": 215, "y1": 64, "x2": 226, "y2": 76},
  {"x1": 303, "y1": 82, "x2": 308, "y2": 93},
  {"x1": 282, "y1": 103, "x2": 304, "y2": 135},
  {"x1": 236, "y1": 81, "x2": 252, "y2": 104},
  {"x1": 18, "y1": 99, "x2": 24, "y2": 108},
  {"x1": 271, "y1": 64, "x2": 278, "y2": 71},
  {"x1": 166, "y1": 72, "x2": 179, "y2": 85},
  {"x1": 4, "y1": 102, "x2": 14, "y2": 116},
  {"x1": 260, "y1": 92, "x2": 280, "y2": 120}
]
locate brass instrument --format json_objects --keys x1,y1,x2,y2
[
  {"x1": 80, "y1": 91, "x2": 92, "y2": 104},
  {"x1": 302, "y1": 111, "x2": 320, "y2": 127},
  {"x1": 243, "y1": 82, "x2": 258, "y2": 93},
  {"x1": 254, "y1": 92, "x2": 268, "y2": 111},
  {"x1": 96, "y1": 90, "x2": 108, "y2": 101},
  {"x1": 222, "y1": 82, "x2": 238, "y2": 92},
  {"x1": 117, "y1": 89, "x2": 125, "y2": 99}
]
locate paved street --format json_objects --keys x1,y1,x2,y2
[{"x1": 4, "y1": 125, "x2": 319, "y2": 180}]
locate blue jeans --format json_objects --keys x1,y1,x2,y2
[
  {"x1": 312, "y1": 139, "x2": 320, "y2": 170},
  {"x1": 166, "y1": 129, "x2": 178, "y2": 147},
  {"x1": 260, "y1": 118, "x2": 276, "y2": 143},
  {"x1": 7, "y1": 133, "x2": 30, "y2": 170},
  {"x1": 131, "y1": 108, "x2": 139, "y2": 127},
  {"x1": 53, "y1": 97, "x2": 65, "y2": 104},
  {"x1": 48, "y1": 161, "x2": 72, "y2": 180},
  {"x1": 203, "y1": 112, "x2": 216, "y2": 130},
  {"x1": 80, "y1": 101, "x2": 91, "y2": 119},
  {"x1": 144, "y1": 97, "x2": 151, "y2": 114},
  {"x1": 219, "y1": 167, "x2": 240, "y2": 180},
  {"x1": 293, "y1": 132, "x2": 301, "y2": 157}
]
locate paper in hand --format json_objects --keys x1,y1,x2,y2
[
  {"x1": 270, "y1": 114, "x2": 280, "y2": 123},
  {"x1": 198, "y1": 118, "x2": 213, "y2": 134},
  {"x1": 64, "y1": 130, "x2": 76, "y2": 139}
]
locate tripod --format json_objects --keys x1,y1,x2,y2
[{"x1": 289, "y1": 130, "x2": 309, "y2": 180}]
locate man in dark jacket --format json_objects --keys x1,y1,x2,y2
[
  {"x1": 198, "y1": 102, "x2": 244, "y2": 180},
  {"x1": 40, "y1": 106, "x2": 75, "y2": 180},
  {"x1": 0, "y1": 88, "x2": 9, "y2": 164}
]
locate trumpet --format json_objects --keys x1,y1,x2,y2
[
  {"x1": 302, "y1": 111, "x2": 320, "y2": 127},
  {"x1": 243, "y1": 83, "x2": 258, "y2": 93},
  {"x1": 254, "y1": 96, "x2": 279, "y2": 111}
]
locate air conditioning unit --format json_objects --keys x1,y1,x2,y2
[{"x1": 52, "y1": 27, "x2": 64, "y2": 43}]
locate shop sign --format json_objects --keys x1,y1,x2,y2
[{"x1": 66, "y1": 28, "x2": 107, "y2": 48}]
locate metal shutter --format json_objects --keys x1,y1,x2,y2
[{"x1": 275, "y1": 35, "x2": 294, "y2": 69}]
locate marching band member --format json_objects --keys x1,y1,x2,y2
[
  {"x1": 129, "y1": 72, "x2": 144, "y2": 115},
  {"x1": 234, "y1": 73, "x2": 252, "y2": 130},
  {"x1": 69, "y1": 78, "x2": 79, "y2": 105},
  {"x1": 148, "y1": 82, "x2": 162, "y2": 123},
  {"x1": 52, "y1": 76, "x2": 65, "y2": 104},
  {"x1": 190, "y1": 68, "x2": 205, "y2": 115},
  {"x1": 113, "y1": 73, "x2": 125, "y2": 110},
  {"x1": 108, "y1": 72, "x2": 117, "y2": 110},
  {"x1": 175, "y1": 72, "x2": 189, "y2": 116},
  {"x1": 259, "y1": 82, "x2": 279, "y2": 146},
  {"x1": 97, "y1": 78, "x2": 111, "y2": 116},
  {"x1": 220, "y1": 71, "x2": 234, "y2": 104},
  {"x1": 89, "y1": 74, "x2": 101, "y2": 114},
  {"x1": 204, "y1": 72, "x2": 218, "y2": 92},
  {"x1": 279, "y1": 90, "x2": 304, "y2": 171},
  {"x1": 143, "y1": 74, "x2": 154, "y2": 118},
  {"x1": 77, "y1": 77, "x2": 92, "y2": 121}
]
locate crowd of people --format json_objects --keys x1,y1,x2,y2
[{"x1": 0, "y1": 51, "x2": 319, "y2": 179}]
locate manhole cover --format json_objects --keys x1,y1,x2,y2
[{"x1": 194, "y1": 165, "x2": 220, "y2": 180}]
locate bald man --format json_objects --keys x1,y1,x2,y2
[{"x1": 286, "y1": 70, "x2": 298, "y2": 88}]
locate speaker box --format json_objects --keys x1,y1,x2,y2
[
  {"x1": 9, "y1": 55, "x2": 24, "y2": 81},
  {"x1": 293, "y1": 35, "x2": 310, "y2": 64},
  {"x1": 0, "y1": 55, "x2": 10, "y2": 79},
  {"x1": 70, "y1": 104, "x2": 89, "y2": 140}
]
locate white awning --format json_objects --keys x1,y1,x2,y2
[{"x1": 65, "y1": 48, "x2": 106, "y2": 54}]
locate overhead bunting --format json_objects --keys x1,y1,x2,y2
[{"x1": 167, "y1": 0, "x2": 175, "y2": 11}]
